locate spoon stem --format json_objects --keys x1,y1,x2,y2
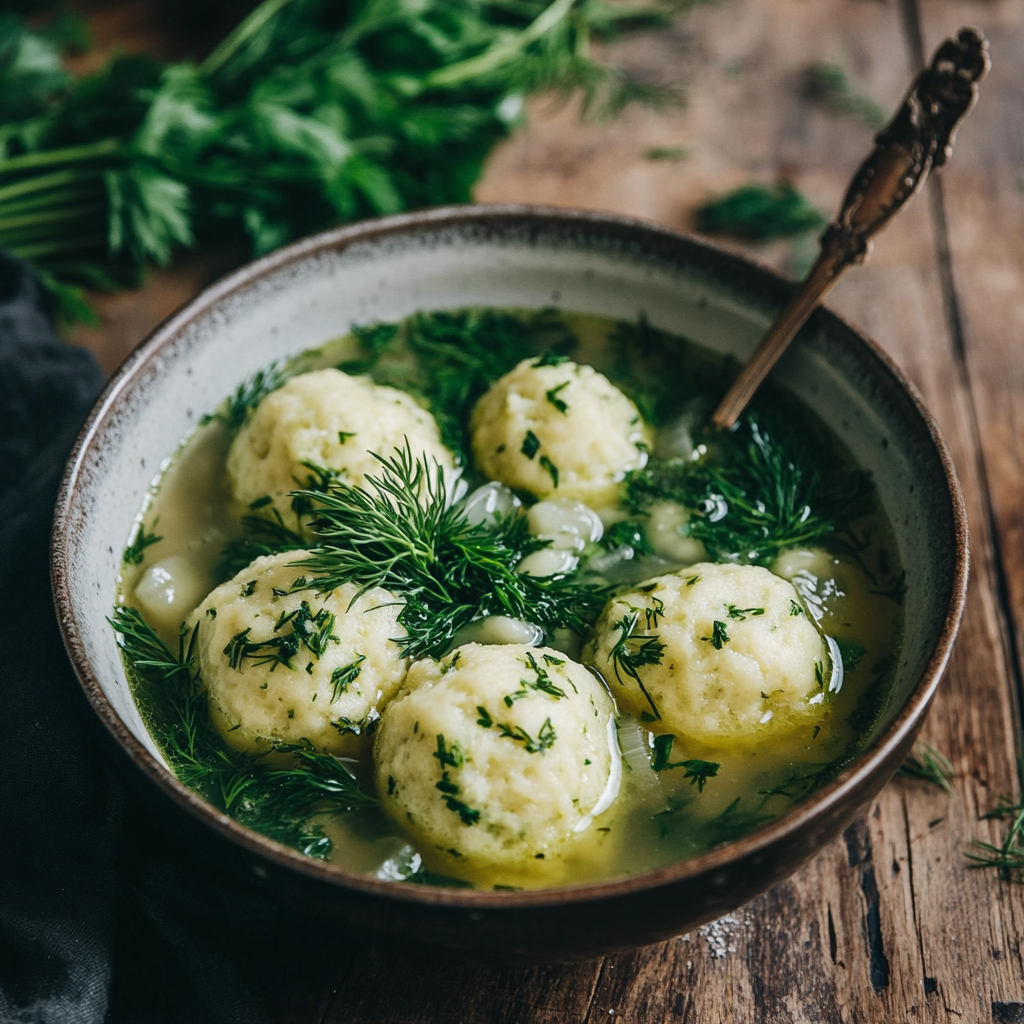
[{"x1": 710, "y1": 26, "x2": 989, "y2": 431}]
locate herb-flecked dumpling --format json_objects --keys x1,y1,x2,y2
[
  {"x1": 189, "y1": 550, "x2": 409, "y2": 755},
  {"x1": 584, "y1": 563, "x2": 829, "y2": 752},
  {"x1": 227, "y1": 368, "x2": 455, "y2": 530},
  {"x1": 374, "y1": 643, "x2": 620, "y2": 878},
  {"x1": 470, "y1": 358, "x2": 651, "y2": 507}
]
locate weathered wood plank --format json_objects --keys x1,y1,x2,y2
[
  {"x1": 318, "y1": 949, "x2": 602, "y2": 1024},
  {"x1": 909, "y1": 2, "x2": 1024, "y2": 1018},
  {"x1": 913, "y1": 0, "x2": 1024, "y2": 731}
]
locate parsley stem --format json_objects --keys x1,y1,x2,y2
[
  {"x1": 7, "y1": 233, "x2": 107, "y2": 259},
  {"x1": 0, "y1": 137, "x2": 122, "y2": 176},
  {"x1": 424, "y1": 0, "x2": 576, "y2": 89},
  {"x1": 0, "y1": 202, "x2": 105, "y2": 234},
  {"x1": 200, "y1": 0, "x2": 298, "y2": 78},
  {"x1": 0, "y1": 168, "x2": 105, "y2": 205},
  {"x1": 0, "y1": 183, "x2": 103, "y2": 217}
]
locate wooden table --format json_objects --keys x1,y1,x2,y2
[{"x1": 72, "y1": 0, "x2": 1024, "y2": 1019}]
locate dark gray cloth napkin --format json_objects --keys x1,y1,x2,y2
[
  {"x1": 0, "y1": 251, "x2": 121, "y2": 1024},
  {"x1": 0, "y1": 253, "x2": 334, "y2": 1024}
]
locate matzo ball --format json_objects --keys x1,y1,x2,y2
[
  {"x1": 190, "y1": 550, "x2": 408, "y2": 755},
  {"x1": 470, "y1": 358, "x2": 651, "y2": 506},
  {"x1": 374, "y1": 643, "x2": 619, "y2": 871},
  {"x1": 227, "y1": 368, "x2": 455, "y2": 529},
  {"x1": 584, "y1": 563, "x2": 829, "y2": 751}
]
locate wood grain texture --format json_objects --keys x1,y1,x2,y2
[
  {"x1": 62, "y1": 0, "x2": 1024, "y2": 1020},
  {"x1": 916, "y1": 0, "x2": 1024, "y2": 721}
]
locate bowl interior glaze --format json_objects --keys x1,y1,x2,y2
[{"x1": 53, "y1": 206, "x2": 966, "y2": 960}]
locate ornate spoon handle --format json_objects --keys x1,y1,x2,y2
[{"x1": 710, "y1": 27, "x2": 989, "y2": 431}]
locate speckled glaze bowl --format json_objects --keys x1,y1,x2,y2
[{"x1": 52, "y1": 206, "x2": 967, "y2": 962}]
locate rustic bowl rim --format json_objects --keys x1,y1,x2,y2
[{"x1": 52, "y1": 203, "x2": 969, "y2": 911}]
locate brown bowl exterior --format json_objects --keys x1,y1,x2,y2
[{"x1": 51, "y1": 205, "x2": 968, "y2": 962}]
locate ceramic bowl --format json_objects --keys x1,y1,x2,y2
[{"x1": 52, "y1": 205, "x2": 967, "y2": 962}]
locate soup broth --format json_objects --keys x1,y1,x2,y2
[{"x1": 116, "y1": 309, "x2": 904, "y2": 890}]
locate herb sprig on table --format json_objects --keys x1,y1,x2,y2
[
  {"x1": 694, "y1": 181, "x2": 828, "y2": 244},
  {"x1": 0, "y1": 0, "x2": 679, "y2": 324},
  {"x1": 800, "y1": 62, "x2": 887, "y2": 131},
  {"x1": 966, "y1": 756, "x2": 1024, "y2": 883},
  {"x1": 110, "y1": 605, "x2": 377, "y2": 859},
  {"x1": 896, "y1": 742, "x2": 955, "y2": 795}
]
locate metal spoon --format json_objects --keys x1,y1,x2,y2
[{"x1": 710, "y1": 27, "x2": 989, "y2": 431}]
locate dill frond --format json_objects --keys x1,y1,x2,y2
[
  {"x1": 607, "y1": 610, "x2": 665, "y2": 720},
  {"x1": 202, "y1": 362, "x2": 287, "y2": 432},
  {"x1": 292, "y1": 442, "x2": 607, "y2": 659},
  {"x1": 625, "y1": 411, "x2": 875, "y2": 565},
  {"x1": 651, "y1": 736, "x2": 719, "y2": 791},
  {"x1": 896, "y1": 742, "x2": 954, "y2": 794},
  {"x1": 967, "y1": 758, "x2": 1024, "y2": 882},
  {"x1": 110, "y1": 605, "x2": 376, "y2": 859},
  {"x1": 122, "y1": 520, "x2": 162, "y2": 566}
]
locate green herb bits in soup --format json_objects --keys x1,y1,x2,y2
[{"x1": 113, "y1": 308, "x2": 904, "y2": 889}]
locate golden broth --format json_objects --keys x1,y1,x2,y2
[{"x1": 117, "y1": 310, "x2": 903, "y2": 890}]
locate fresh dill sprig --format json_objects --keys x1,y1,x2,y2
[
  {"x1": 702, "y1": 620, "x2": 730, "y2": 650},
  {"x1": 607, "y1": 610, "x2": 665, "y2": 720},
  {"x1": 330, "y1": 655, "x2": 365, "y2": 703},
  {"x1": 545, "y1": 381, "x2": 570, "y2": 413},
  {"x1": 726, "y1": 604, "x2": 764, "y2": 621},
  {"x1": 123, "y1": 520, "x2": 162, "y2": 566},
  {"x1": 758, "y1": 763, "x2": 836, "y2": 804},
  {"x1": 433, "y1": 734, "x2": 479, "y2": 826},
  {"x1": 650, "y1": 735, "x2": 719, "y2": 791},
  {"x1": 223, "y1": 600, "x2": 339, "y2": 672},
  {"x1": 539, "y1": 454, "x2": 560, "y2": 488},
  {"x1": 292, "y1": 443, "x2": 606, "y2": 659},
  {"x1": 896, "y1": 742, "x2": 954, "y2": 794},
  {"x1": 704, "y1": 797, "x2": 776, "y2": 845},
  {"x1": 503, "y1": 652, "x2": 569, "y2": 705},
  {"x1": 625, "y1": 412, "x2": 875, "y2": 565},
  {"x1": 964, "y1": 757, "x2": 1024, "y2": 883},
  {"x1": 694, "y1": 181, "x2": 827, "y2": 244},
  {"x1": 968, "y1": 802, "x2": 1024, "y2": 881},
  {"x1": 601, "y1": 520, "x2": 653, "y2": 556},
  {"x1": 608, "y1": 313, "x2": 731, "y2": 428},
  {"x1": 495, "y1": 718, "x2": 557, "y2": 755},
  {"x1": 203, "y1": 362, "x2": 287, "y2": 432},
  {"x1": 110, "y1": 605, "x2": 375, "y2": 859},
  {"x1": 656, "y1": 759, "x2": 841, "y2": 842}
]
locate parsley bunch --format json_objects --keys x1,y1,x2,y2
[{"x1": 0, "y1": 0, "x2": 678, "y2": 324}]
